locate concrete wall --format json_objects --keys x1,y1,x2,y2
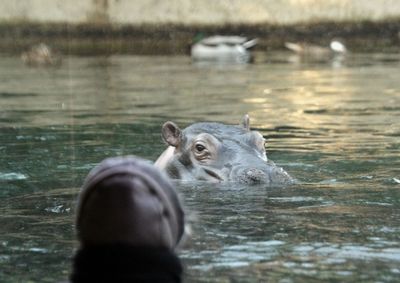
[{"x1": 1, "y1": 0, "x2": 400, "y2": 25}]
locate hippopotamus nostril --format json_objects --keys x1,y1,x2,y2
[
  {"x1": 245, "y1": 168, "x2": 267, "y2": 183},
  {"x1": 232, "y1": 168, "x2": 268, "y2": 184}
]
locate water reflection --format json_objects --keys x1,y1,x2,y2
[{"x1": 0, "y1": 53, "x2": 399, "y2": 282}]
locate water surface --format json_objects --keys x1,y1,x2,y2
[{"x1": 0, "y1": 53, "x2": 399, "y2": 282}]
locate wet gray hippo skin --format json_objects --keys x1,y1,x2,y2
[{"x1": 155, "y1": 115, "x2": 294, "y2": 185}]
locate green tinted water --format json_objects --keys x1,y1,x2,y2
[{"x1": 0, "y1": 54, "x2": 399, "y2": 282}]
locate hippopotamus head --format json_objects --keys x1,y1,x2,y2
[{"x1": 155, "y1": 115, "x2": 294, "y2": 185}]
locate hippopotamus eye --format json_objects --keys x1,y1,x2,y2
[
  {"x1": 195, "y1": 144, "x2": 206, "y2": 152},
  {"x1": 193, "y1": 142, "x2": 209, "y2": 161}
]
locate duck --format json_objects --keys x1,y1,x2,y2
[
  {"x1": 21, "y1": 43, "x2": 62, "y2": 67},
  {"x1": 191, "y1": 35, "x2": 258, "y2": 63},
  {"x1": 284, "y1": 40, "x2": 347, "y2": 57}
]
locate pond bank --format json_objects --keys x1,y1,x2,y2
[{"x1": 1, "y1": 20, "x2": 399, "y2": 55}]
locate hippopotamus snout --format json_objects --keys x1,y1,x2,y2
[
  {"x1": 230, "y1": 165, "x2": 268, "y2": 184},
  {"x1": 231, "y1": 162, "x2": 294, "y2": 185},
  {"x1": 241, "y1": 168, "x2": 269, "y2": 184}
]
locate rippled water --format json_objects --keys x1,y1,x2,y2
[{"x1": 0, "y1": 53, "x2": 399, "y2": 282}]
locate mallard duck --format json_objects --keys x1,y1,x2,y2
[
  {"x1": 284, "y1": 40, "x2": 347, "y2": 57},
  {"x1": 191, "y1": 35, "x2": 258, "y2": 63},
  {"x1": 21, "y1": 43, "x2": 62, "y2": 67}
]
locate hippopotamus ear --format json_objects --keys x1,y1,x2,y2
[
  {"x1": 162, "y1": 121, "x2": 182, "y2": 147},
  {"x1": 240, "y1": 114, "x2": 250, "y2": 131}
]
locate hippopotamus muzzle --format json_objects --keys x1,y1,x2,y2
[
  {"x1": 230, "y1": 163, "x2": 293, "y2": 184},
  {"x1": 155, "y1": 115, "x2": 294, "y2": 185}
]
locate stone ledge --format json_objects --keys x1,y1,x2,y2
[{"x1": 1, "y1": 20, "x2": 399, "y2": 55}]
